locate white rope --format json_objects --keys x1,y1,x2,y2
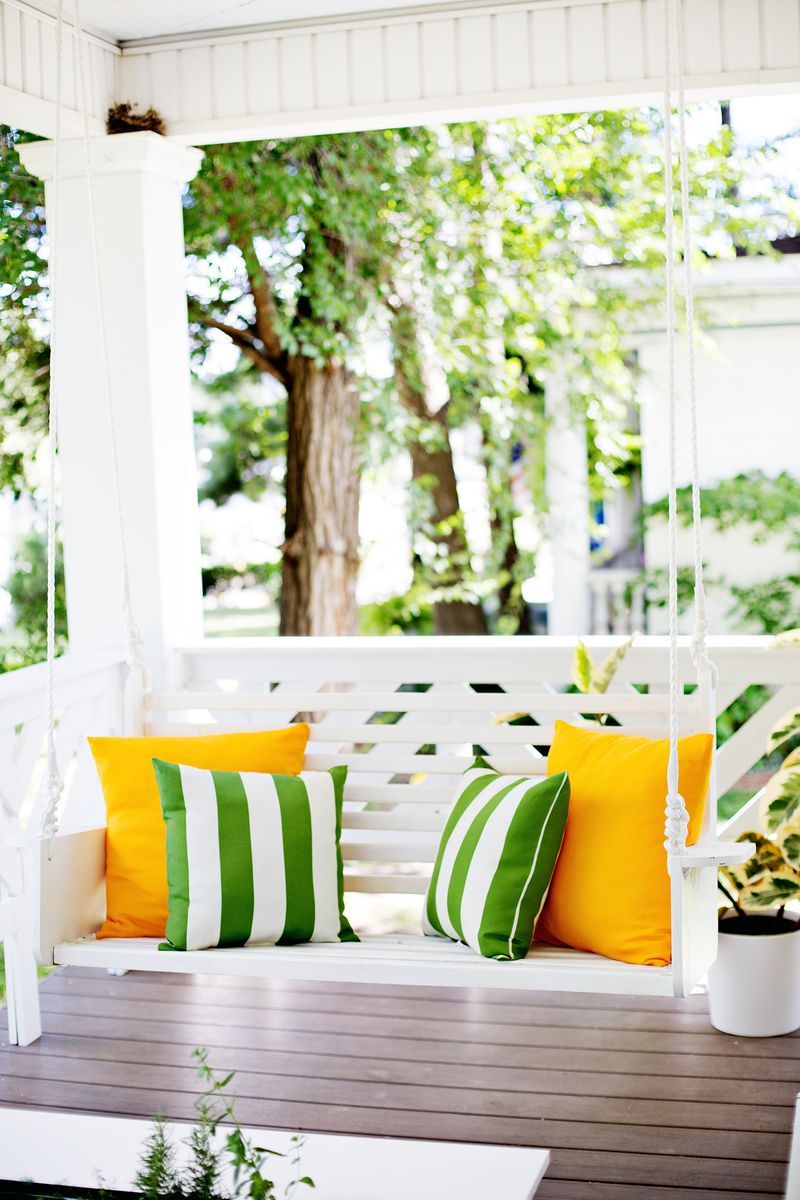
[
  {"x1": 73, "y1": 0, "x2": 146, "y2": 675},
  {"x1": 39, "y1": 0, "x2": 148, "y2": 847},
  {"x1": 673, "y1": 0, "x2": 717, "y2": 687},
  {"x1": 40, "y1": 0, "x2": 66, "y2": 852},
  {"x1": 662, "y1": 0, "x2": 690, "y2": 859}
]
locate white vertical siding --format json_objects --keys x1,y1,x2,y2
[
  {"x1": 530, "y1": 8, "x2": 570, "y2": 88},
  {"x1": 0, "y1": 1, "x2": 116, "y2": 131}
]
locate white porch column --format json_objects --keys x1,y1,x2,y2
[
  {"x1": 18, "y1": 132, "x2": 204, "y2": 669},
  {"x1": 544, "y1": 374, "x2": 591, "y2": 635}
]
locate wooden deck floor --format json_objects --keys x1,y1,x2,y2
[{"x1": 1, "y1": 966, "x2": 797, "y2": 1199}]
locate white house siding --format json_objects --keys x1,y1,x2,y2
[{"x1": 636, "y1": 256, "x2": 800, "y2": 634}]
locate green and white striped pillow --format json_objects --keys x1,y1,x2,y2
[
  {"x1": 423, "y1": 757, "x2": 569, "y2": 961},
  {"x1": 153, "y1": 760, "x2": 357, "y2": 951}
]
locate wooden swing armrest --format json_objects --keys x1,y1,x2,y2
[
  {"x1": 20, "y1": 826, "x2": 106, "y2": 966},
  {"x1": 671, "y1": 839, "x2": 755, "y2": 871}
]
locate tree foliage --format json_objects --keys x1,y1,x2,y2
[{"x1": 0, "y1": 106, "x2": 793, "y2": 646}]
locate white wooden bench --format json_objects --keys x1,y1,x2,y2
[{"x1": 25, "y1": 638, "x2": 748, "y2": 1004}]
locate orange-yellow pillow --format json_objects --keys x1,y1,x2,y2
[
  {"x1": 89, "y1": 725, "x2": 309, "y2": 939},
  {"x1": 535, "y1": 721, "x2": 713, "y2": 967}
]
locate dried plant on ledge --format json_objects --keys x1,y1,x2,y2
[{"x1": 106, "y1": 102, "x2": 166, "y2": 136}]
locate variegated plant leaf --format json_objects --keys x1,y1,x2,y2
[
  {"x1": 772, "y1": 628, "x2": 800, "y2": 648},
  {"x1": 780, "y1": 830, "x2": 800, "y2": 870},
  {"x1": 764, "y1": 768, "x2": 800, "y2": 833},
  {"x1": 722, "y1": 831, "x2": 786, "y2": 892},
  {"x1": 572, "y1": 641, "x2": 594, "y2": 694},
  {"x1": 782, "y1": 747, "x2": 800, "y2": 771},
  {"x1": 591, "y1": 634, "x2": 637, "y2": 695},
  {"x1": 490, "y1": 711, "x2": 527, "y2": 726},
  {"x1": 738, "y1": 869, "x2": 800, "y2": 910},
  {"x1": 768, "y1": 706, "x2": 800, "y2": 753}
]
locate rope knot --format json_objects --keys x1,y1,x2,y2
[
  {"x1": 122, "y1": 593, "x2": 147, "y2": 673},
  {"x1": 40, "y1": 769, "x2": 65, "y2": 856},
  {"x1": 664, "y1": 790, "x2": 689, "y2": 857}
]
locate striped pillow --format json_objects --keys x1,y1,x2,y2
[
  {"x1": 423, "y1": 758, "x2": 569, "y2": 961},
  {"x1": 153, "y1": 760, "x2": 357, "y2": 951}
]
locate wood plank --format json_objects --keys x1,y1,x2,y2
[
  {"x1": 0, "y1": 1080, "x2": 788, "y2": 1184},
  {"x1": 0, "y1": 1051, "x2": 790, "y2": 1133},
  {"x1": 543, "y1": 1148, "x2": 786, "y2": 1193},
  {"x1": 537, "y1": 1178, "x2": 781, "y2": 1200},
  {"x1": 314, "y1": 30, "x2": 349, "y2": 108},
  {"x1": 493, "y1": 11, "x2": 529, "y2": 91},
  {"x1": 36, "y1": 989, "x2": 800, "y2": 1058},
  {"x1": 148, "y1": 689, "x2": 694, "y2": 714},
  {"x1": 384, "y1": 22, "x2": 421, "y2": 102},
  {"x1": 420, "y1": 19, "x2": 457, "y2": 98},
  {"x1": 37, "y1": 971, "x2": 735, "y2": 1034},
  {"x1": 9, "y1": 1035, "x2": 799, "y2": 1108},
  {"x1": 350, "y1": 27, "x2": 385, "y2": 105},
  {"x1": 28, "y1": 1007, "x2": 800, "y2": 1083}
]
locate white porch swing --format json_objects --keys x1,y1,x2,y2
[{"x1": 23, "y1": 0, "x2": 751, "y2": 1007}]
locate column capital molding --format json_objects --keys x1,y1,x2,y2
[{"x1": 18, "y1": 131, "x2": 203, "y2": 186}]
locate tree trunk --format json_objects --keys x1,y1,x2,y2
[
  {"x1": 391, "y1": 302, "x2": 488, "y2": 635},
  {"x1": 280, "y1": 356, "x2": 361, "y2": 636}
]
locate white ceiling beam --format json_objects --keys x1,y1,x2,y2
[
  {"x1": 120, "y1": 0, "x2": 800, "y2": 144},
  {"x1": 2, "y1": 0, "x2": 800, "y2": 142}
]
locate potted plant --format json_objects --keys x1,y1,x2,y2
[{"x1": 708, "y1": 690, "x2": 800, "y2": 1037}]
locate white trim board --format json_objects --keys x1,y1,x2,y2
[
  {"x1": 0, "y1": 1109, "x2": 550, "y2": 1199},
  {"x1": 2, "y1": 0, "x2": 800, "y2": 142}
]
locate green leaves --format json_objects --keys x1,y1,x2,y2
[
  {"x1": 765, "y1": 769, "x2": 800, "y2": 832},
  {"x1": 572, "y1": 641, "x2": 594, "y2": 693},
  {"x1": 572, "y1": 635, "x2": 636, "y2": 696},
  {"x1": 592, "y1": 637, "x2": 637, "y2": 695},
  {"x1": 768, "y1": 707, "x2": 800, "y2": 754},
  {"x1": 739, "y1": 871, "x2": 800, "y2": 910}
]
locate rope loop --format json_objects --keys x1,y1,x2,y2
[
  {"x1": 664, "y1": 791, "x2": 690, "y2": 858},
  {"x1": 690, "y1": 582, "x2": 719, "y2": 686},
  {"x1": 122, "y1": 589, "x2": 147, "y2": 674},
  {"x1": 39, "y1": 765, "x2": 64, "y2": 859}
]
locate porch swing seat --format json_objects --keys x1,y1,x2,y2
[{"x1": 27, "y1": 672, "x2": 752, "y2": 1000}]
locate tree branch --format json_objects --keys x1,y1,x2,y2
[
  {"x1": 230, "y1": 234, "x2": 288, "y2": 377},
  {"x1": 194, "y1": 311, "x2": 289, "y2": 387}
]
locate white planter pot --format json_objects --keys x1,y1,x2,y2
[{"x1": 708, "y1": 912, "x2": 800, "y2": 1037}]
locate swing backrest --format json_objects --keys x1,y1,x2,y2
[{"x1": 142, "y1": 639, "x2": 714, "y2": 900}]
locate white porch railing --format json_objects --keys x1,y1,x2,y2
[
  {"x1": 0, "y1": 650, "x2": 125, "y2": 1044},
  {"x1": 0, "y1": 635, "x2": 795, "y2": 1032},
  {"x1": 589, "y1": 568, "x2": 646, "y2": 635}
]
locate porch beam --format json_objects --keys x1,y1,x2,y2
[
  {"x1": 17, "y1": 132, "x2": 205, "y2": 671},
  {"x1": 3, "y1": 0, "x2": 800, "y2": 144},
  {"x1": 117, "y1": 0, "x2": 800, "y2": 145}
]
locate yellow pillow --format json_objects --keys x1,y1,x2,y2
[
  {"x1": 536, "y1": 721, "x2": 712, "y2": 967},
  {"x1": 89, "y1": 725, "x2": 310, "y2": 939}
]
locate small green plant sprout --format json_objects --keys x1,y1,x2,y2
[
  {"x1": 571, "y1": 635, "x2": 637, "y2": 718},
  {"x1": 718, "y1": 831, "x2": 800, "y2": 917},
  {"x1": 135, "y1": 1115, "x2": 181, "y2": 1200},
  {"x1": 491, "y1": 634, "x2": 637, "y2": 728},
  {"x1": 133, "y1": 1049, "x2": 314, "y2": 1200}
]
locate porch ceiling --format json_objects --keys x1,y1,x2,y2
[{"x1": 24, "y1": 0, "x2": 451, "y2": 43}]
